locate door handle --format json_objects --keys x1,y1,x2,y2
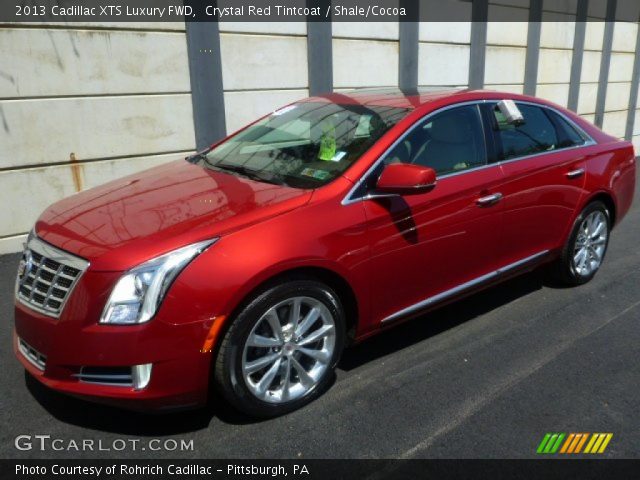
[
  {"x1": 476, "y1": 192, "x2": 503, "y2": 207},
  {"x1": 566, "y1": 168, "x2": 585, "y2": 179}
]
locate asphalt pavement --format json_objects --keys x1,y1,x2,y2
[{"x1": 1, "y1": 172, "x2": 639, "y2": 459}]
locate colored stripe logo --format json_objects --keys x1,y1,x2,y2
[{"x1": 537, "y1": 433, "x2": 613, "y2": 454}]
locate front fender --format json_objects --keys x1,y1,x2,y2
[{"x1": 159, "y1": 197, "x2": 372, "y2": 348}]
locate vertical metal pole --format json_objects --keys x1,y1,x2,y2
[
  {"x1": 594, "y1": 0, "x2": 617, "y2": 128},
  {"x1": 307, "y1": 0, "x2": 333, "y2": 96},
  {"x1": 399, "y1": 0, "x2": 419, "y2": 90},
  {"x1": 567, "y1": 0, "x2": 589, "y2": 112},
  {"x1": 469, "y1": 0, "x2": 489, "y2": 89},
  {"x1": 524, "y1": 0, "x2": 543, "y2": 96},
  {"x1": 185, "y1": 19, "x2": 227, "y2": 149}
]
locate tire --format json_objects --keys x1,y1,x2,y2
[
  {"x1": 214, "y1": 278, "x2": 345, "y2": 418},
  {"x1": 552, "y1": 201, "x2": 611, "y2": 286}
]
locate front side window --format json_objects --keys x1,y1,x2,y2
[
  {"x1": 493, "y1": 104, "x2": 559, "y2": 160},
  {"x1": 195, "y1": 102, "x2": 410, "y2": 189},
  {"x1": 383, "y1": 105, "x2": 487, "y2": 176}
]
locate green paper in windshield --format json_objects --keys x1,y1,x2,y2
[{"x1": 318, "y1": 122, "x2": 337, "y2": 161}]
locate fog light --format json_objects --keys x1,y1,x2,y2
[{"x1": 132, "y1": 363, "x2": 152, "y2": 390}]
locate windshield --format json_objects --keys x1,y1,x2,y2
[{"x1": 194, "y1": 102, "x2": 410, "y2": 188}]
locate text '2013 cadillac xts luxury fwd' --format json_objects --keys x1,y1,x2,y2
[{"x1": 14, "y1": 89, "x2": 636, "y2": 417}]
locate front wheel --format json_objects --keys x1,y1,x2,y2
[
  {"x1": 214, "y1": 279, "x2": 345, "y2": 418},
  {"x1": 552, "y1": 201, "x2": 611, "y2": 286}
]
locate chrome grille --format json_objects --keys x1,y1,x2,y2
[{"x1": 15, "y1": 235, "x2": 89, "y2": 318}]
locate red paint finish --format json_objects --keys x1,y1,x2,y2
[
  {"x1": 36, "y1": 160, "x2": 312, "y2": 271},
  {"x1": 364, "y1": 164, "x2": 506, "y2": 324},
  {"x1": 14, "y1": 89, "x2": 636, "y2": 411},
  {"x1": 497, "y1": 148, "x2": 588, "y2": 266},
  {"x1": 376, "y1": 164, "x2": 437, "y2": 194}
]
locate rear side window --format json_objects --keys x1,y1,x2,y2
[
  {"x1": 547, "y1": 111, "x2": 587, "y2": 147},
  {"x1": 493, "y1": 104, "x2": 558, "y2": 160},
  {"x1": 384, "y1": 105, "x2": 487, "y2": 176}
]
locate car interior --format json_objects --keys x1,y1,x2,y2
[{"x1": 386, "y1": 106, "x2": 486, "y2": 175}]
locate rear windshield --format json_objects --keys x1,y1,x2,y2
[{"x1": 195, "y1": 102, "x2": 410, "y2": 188}]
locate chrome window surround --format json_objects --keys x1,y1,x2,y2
[
  {"x1": 381, "y1": 250, "x2": 550, "y2": 324},
  {"x1": 342, "y1": 100, "x2": 597, "y2": 205},
  {"x1": 15, "y1": 235, "x2": 90, "y2": 318}
]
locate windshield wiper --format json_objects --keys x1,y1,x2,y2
[{"x1": 213, "y1": 163, "x2": 281, "y2": 185}]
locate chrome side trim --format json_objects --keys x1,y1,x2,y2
[
  {"x1": 341, "y1": 99, "x2": 597, "y2": 206},
  {"x1": 381, "y1": 250, "x2": 550, "y2": 324}
]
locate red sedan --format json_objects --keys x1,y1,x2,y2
[{"x1": 14, "y1": 89, "x2": 636, "y2": 417}]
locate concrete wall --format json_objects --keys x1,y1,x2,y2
[
  {"x1": 219, "y1": 22, "x2": 309, "y2": 133},
  {"x1": 485, "y1": 2, "x2": 529, "y2": 94},
  {"x1": 332, "y1": 22, "x2": 399, "y2": 90},
  {"x1": 418, "y1": 19, "x2": 471, "y2": 88},
  {"x1": 1, "y1": 10, "x2": 640, "y2": 254},
  {"x1": 537, "y1": 10, "x2": 575, "y2": 107},
  {"x1": 0, "y1": 23, "x2": 195, "y2": 253},
  {"x1": 604, "y1": 22, "x2": 635, "y2": 139}
]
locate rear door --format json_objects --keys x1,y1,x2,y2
[{"x1": 486, "y1": 102, "x2": 590, "y2": 266}]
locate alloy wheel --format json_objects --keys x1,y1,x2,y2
[
  {"x1": 573, "y1": 210, "x2": 608, "y2": 277},
  {"x1": 241, "y1": 296, "x2": 336, "y2": 404}
]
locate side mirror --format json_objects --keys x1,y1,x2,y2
[{"x1": 375, "y1": 163, "x2": 437, "y2": 195}]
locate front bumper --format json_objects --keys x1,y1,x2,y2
[{"x1": 13, "y1": 298, "x2": 214, "y2": 412}]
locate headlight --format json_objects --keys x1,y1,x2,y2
[{"x1": 100, "y1": 239, "x2": 217, "y2": 325}]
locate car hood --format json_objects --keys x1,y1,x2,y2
[{"x1": 36, "y1": 160, "x2": 312, "y2": 271}]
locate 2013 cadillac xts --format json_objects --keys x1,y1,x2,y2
[{"x1": 14, "y1": 88, "x2": 636, "y2": 417}]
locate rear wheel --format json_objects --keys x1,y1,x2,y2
[
  {"x1": 214, "y1": 279, "x2": 345, "y2": 418},
  {"x1": 552, "y1": 201, "x2": 611, "y2": 286}
]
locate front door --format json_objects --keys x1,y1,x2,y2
[{"x1": 362, "y1": 104, "x2": 506, "y2": 325}]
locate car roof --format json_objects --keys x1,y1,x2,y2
[
  {"x1": 302, "y1": 87, "x2": 553, "y2": 111},
  {"x1": 295, "y1": 87, "x2": 613, "y2": 153}
]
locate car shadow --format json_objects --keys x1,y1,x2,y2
[
  {"x1": 25, "y1": 268, "x2": 547, "y2": 434},
  {"x1": 339, "y1": 268, "x2": 546, "y2": 371},
  {"x1": 24, "y1": 373, "x2": 254, "y2": 435}
]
